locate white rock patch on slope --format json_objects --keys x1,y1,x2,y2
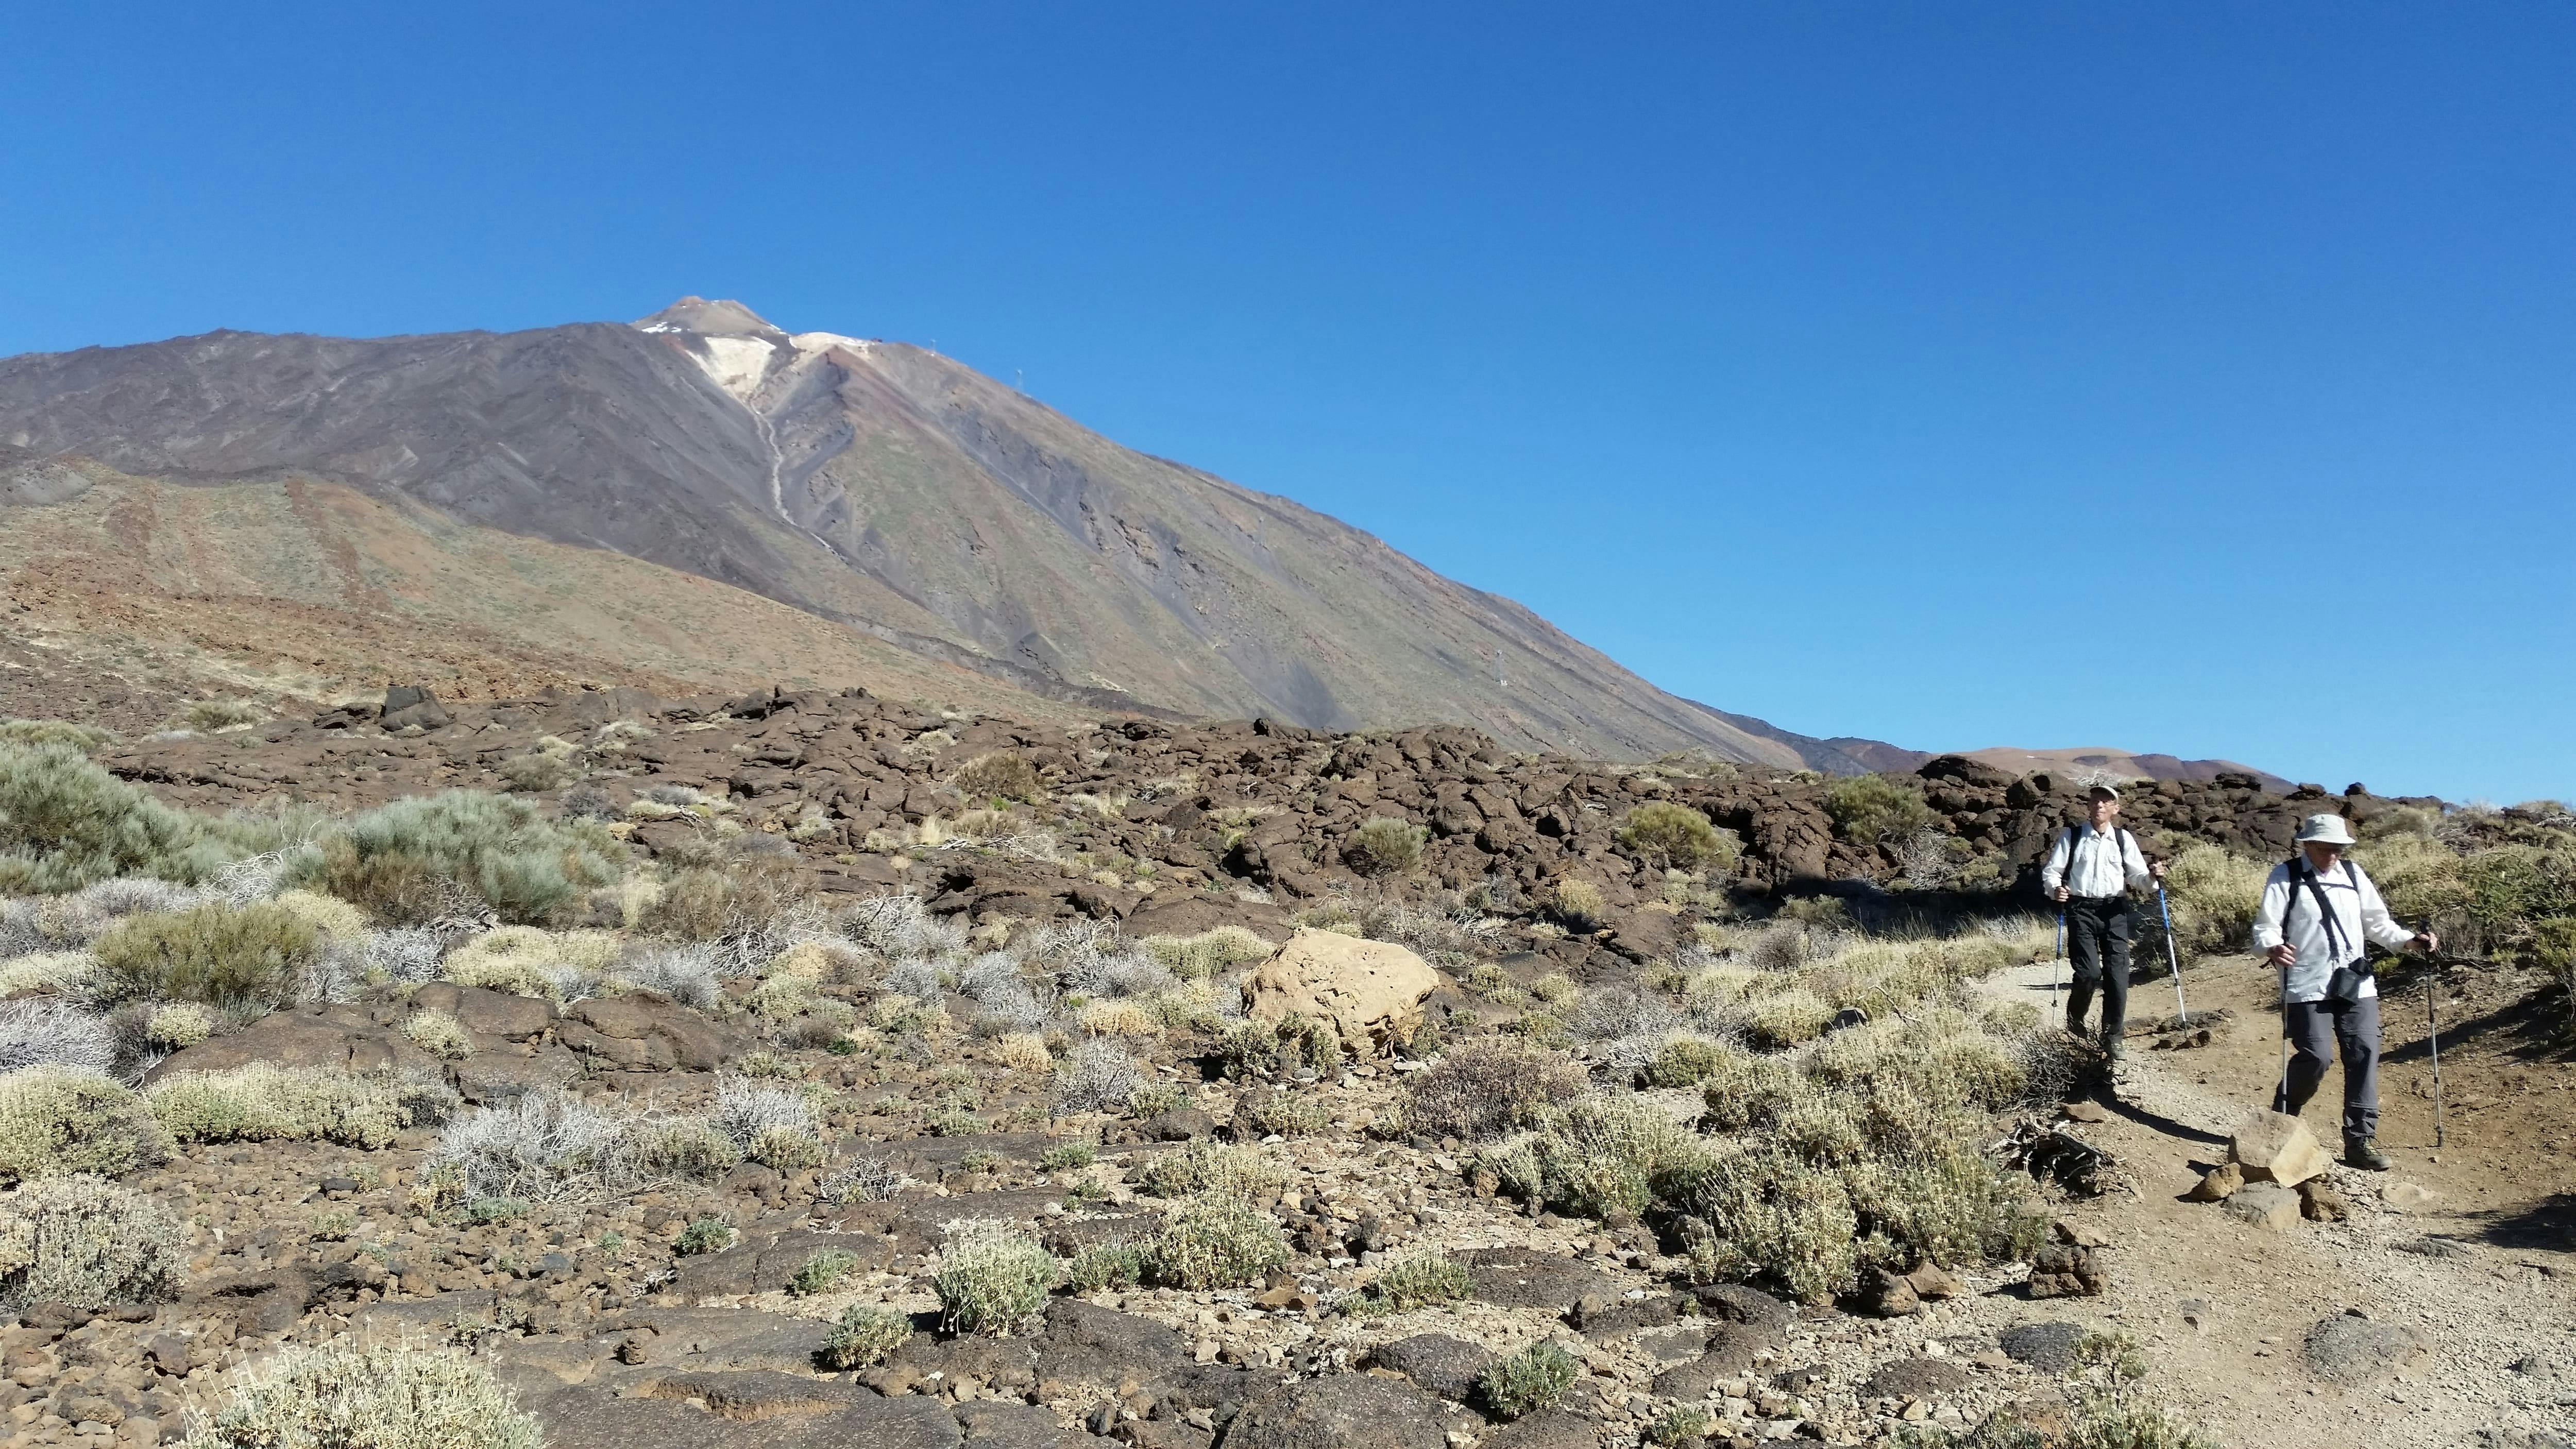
[{"x1": 690, "y1": 335, "x2": 781, "y2": 401}]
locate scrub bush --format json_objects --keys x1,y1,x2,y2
[
  {"x1": 0, "y1": 1000, "x2": 115, "y2": 1075},
  {"x1": 711, "y1": 1078, "x2": 826, "y2": 1169},
  {"x1": 177, "y1": 1340, "x2": 541, "y2": 1449},
  {"x1": 91, "y1": 902, "x2": 320, "y2": 1011},
  {"x1": 1053, "y1": 1041, "x2": 1144, "y2": 1115},
  {"x1": 934, "y1": 1220, "x2": 1055, "y2": 1335},
  {"x1": 1549, "y1": 879, "x2": 1608, "y2": 931},
  {"x1": 1138, "y1": 1140, "x2": 1286, "y2": 1200},
  {"x1": 820, "y1": 1305, "x2": 912, "y2": 1368},
  {"x1": 632, "y1": 1116, "x2": 743, "y2": 1181},
  {"x1": 428, "y1": 1090, "x2": 634, "y2": 1203},
  {"x1": 1400, "y1": 1040, "x2": 1584, "y2": 1141},
  {"x1": 953, "y1": 752, "x2": 1044, "y2": 804},
  {"x1": 1822, "y1": 775, "x2": 1931, "y2": 844},
  {"x1": 1364, "y1": 1252, "x2": 1471, "y2": 1311},
  {"x1": 143, "y1": 1002, "x2": 217, "y2": 1051},
  {"x1": 2160, "y1": 846, "x2": 2269, "y2": 958},
  {"x1": 1143, "y1": 1193, "x2": 1289, "y2": 1290},
  {"x1": 0, "y1": 950, "x2": 97, "y2": 997},
  {"x1": 1237, "y1": 1091, "x2": 1331, "y2": 1138},
  {"x1": 1346, "y1": 817, "x2": 1427, "y2": 877},
  {"x1": 402, "y1": 1010, "x2": 473, "y2": 1061},
  {"x1": 0, "y1": 1173, "x2": 186, "y2": 1309},
  {"x1": 1138, "y1": 926, "x2": 1273, "y2": 980},
  {"x1": 1478, "y1": 1342, "x2": 1578, "y2": 1419},
  {"x1": 0, "y1": 720, "x2": 115, "y2": 754},
  {"x1": 439, "y1": 926, "x2": 620, "y2": 1003},
  {"x1": 320, "y1": 790, "x2": 622, "y2": 926},
  {"x1": 788, "y1": 1248, "x2": 862, "y2": 1296},
  {"x1": 674, "y1": 1217, "x2": 734, "y2": 1256},
  {"x1": 1618, "y1": 802, "x2": 1727, "y2": 871},
  {"x1": 0, "y1": 744, "x2": 223, "y2": 894},
  {"x1": 1064, "y1": 1241, "x2": 1145, "y2": 1293},
  {"x1": 147, "y1": 1064, "x2": 447, "y2": 1149},
  {"x1": 0, "y1": 1068, "x2": 171, "y2": 1185}
]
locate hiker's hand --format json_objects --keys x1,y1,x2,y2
[
  {"x1": 2148, "y1": 859, "x2": 2167, "y2": 880},
  {"x1": 2413, "y1": 930, "x2": 2439, "y2": 954},
  {"x1": 2266, "y1": 943, "x2": 2297, "y2": 969},
  {"x1": 2052, "y1": 887, "x2": 2069, "y2": 902}
]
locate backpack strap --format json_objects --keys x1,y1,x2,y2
[{"x1": 2284, "y1": 855, "x2": 2352, "y2": 962}]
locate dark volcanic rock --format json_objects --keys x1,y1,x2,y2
[
  {"x1": 1462, "y1": 1246, "x2": 1623, "y2": 1313},
  {"x1": 1360, "y1": 1334, "x2": 1494, "y2": 1403},
  {"x1": 1218, "y1": 1374, "x2": 1446, "y2": 1449}
]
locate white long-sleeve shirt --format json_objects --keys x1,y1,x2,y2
[
  {"x1": 2250, "y1": 856, "x2": 2416, "y2": 1003},
  {"x1": 2039, "y1": 824, "x2": 2151, "y2": 898}
]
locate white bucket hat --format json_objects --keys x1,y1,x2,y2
[{"x1": 2295, "y1": 813, "x2": 2356, "y2": 846}]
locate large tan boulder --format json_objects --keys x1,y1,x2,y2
[
  {"x1": 1239, "y1": 928, "x2": 1440, "y2": 1055},
  {"x1": 2228, "y1": 1111, "x2": 2331, "y2": 1187}
]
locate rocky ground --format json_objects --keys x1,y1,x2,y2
[
  {"x1": 92, "y1": 680, "x2": 2417, "y2": 906},
  {"x1": 0, "y1": 684, "x2": 2566, "y2": 1449}
]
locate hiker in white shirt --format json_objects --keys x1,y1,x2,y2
[
  {"x1": 2038, "y1": 785, "x2": 2166, "y2": 1059},
  {"x1": 2251, "y1": 812, "x2": 2436, "y2": 1171}
]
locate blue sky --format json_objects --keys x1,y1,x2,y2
[{"x1": 4, "y1": 4, "x2": 2568, "y2": 803}]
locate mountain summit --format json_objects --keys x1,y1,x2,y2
[{"x1": 0, "y1": 299, "x2": 1891, "y2": 766}]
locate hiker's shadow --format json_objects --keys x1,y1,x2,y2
[{"x1": 2100, "y1": 1092, "x2": 2228, "y2": 1148}]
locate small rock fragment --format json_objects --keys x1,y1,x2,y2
[
  {"x1": 2185, "y1": 1163, "x2": 2243, "y2": 1203},
  {"x1": 2024, "y1": 1245, "x2": 2107, "y2": 1299},
  {"x1": 2051, "y1": 1218, "x2": 2110, "y2": 1248},
  {"x1": 2382, "y1": 1181, "x2": 2437, "y2": 1212},
  {"x1": 2298, "y1": 1179, "x2": 2350, "y2": 1222},
  {"x1": 2225, "y1": 1183, "x2": 2303, "y2": 1231}
]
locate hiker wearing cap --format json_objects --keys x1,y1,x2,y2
[
  {"x1": 2039, "y1": 785, "x2": 2166, "y2": 1058},
  {"x1": 2252, "y1": 812, "x2": 2436, "y2": 1171}
]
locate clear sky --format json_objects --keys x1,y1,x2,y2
[{"x1": 4, "y1": 5, "x2": 2568, "y2": 803}]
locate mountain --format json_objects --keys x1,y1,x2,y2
[
  {"x1": 0, "y1": 299, "x2": 1898, "y2": 768},
  {"x1": 1954, "y1": 746, "x2": 2295, "y2": 793}
]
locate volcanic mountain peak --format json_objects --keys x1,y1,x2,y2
[
  {"x1": 0, "y1": 302, "x2": 1915, "y2": 768},
  {"x1": 633, "y1": 296, "x2": 783, "y2": 338},
  {"x1": 633, "y1": 299, "x2": 890, "y2": 406}
]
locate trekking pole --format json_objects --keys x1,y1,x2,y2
[
  {"x1": 2053, "y1": 907, "x2": 2065, "y2": 997},
  {"x1": 2425, "y1": 959, "x2": 2446, "y2": 1149},
  {"x1": 2275, "y1": 960, "x2": 2292, "y2": 1114},
  {"x1": 2155, "y1": 881, "x2": 2188, "y2": 1028}
]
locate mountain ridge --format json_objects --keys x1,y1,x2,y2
[
  {"x1": 0, "y1": 300, "x2": 2282, "y2": 787},
  {"x1": 0, "y1": 300, "x2": 1870, "y2": 765}
]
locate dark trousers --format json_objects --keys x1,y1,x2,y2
[
  {"x1": 2274, "y1": 996, "x2": 2381, "y2": 1143},
  {"x1": 2064, "y1": 895, "x2": 2133, "y2": 1044}
]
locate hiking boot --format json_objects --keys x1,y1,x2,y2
[
  {"x1": 2344, "y1": 1137, "x2": 2392, "y2": 1171},
  {"x1": 2103, "y1": 1037, "x2": 2127, "y2": 1062}
]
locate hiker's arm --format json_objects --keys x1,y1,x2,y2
[
  {"x1": 2039, "y1": 835, "x2": 2069, "y2": 897},
  {"x1": 2356, "y1": 871, "x2": 2432, "y2": 953},
  {"x1": 2251, "y1": 870, "x2": 2292, "y2": 964},
  {"x1": 2121, "y1": 832, "x2": 2154, "y2": 889}
]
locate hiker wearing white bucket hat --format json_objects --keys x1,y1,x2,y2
[{"x1": 2251, "y1": 811, "x2": 2438, "y2": 1170}]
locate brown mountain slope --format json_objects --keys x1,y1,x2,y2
[
  {"x1": 0, "y1": 462, "x2": 1097, "y2": 728},
  {"x1": 1959, "y1": 745, "x2": 2293, "y2": 792},
  {"x1": 0, "y1": 301, "x2": 1888, "y2": 767}
]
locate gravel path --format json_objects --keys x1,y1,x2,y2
[{"x1": 1981, "y1": 954, "x2": 2576, "y2": 1448}]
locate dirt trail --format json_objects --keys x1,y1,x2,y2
[{"x1": 1982, "y1": 950, "x2": 2576, "y2": 1447}]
